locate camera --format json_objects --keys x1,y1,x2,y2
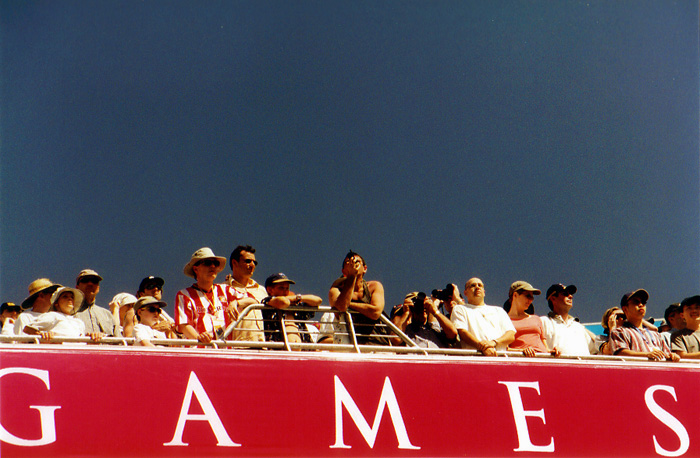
[
  {"x1": 432, "y1": 284, "x2": 455, "y2": 303},
  {"x1": 410, "y1": 292, "x2": 427, "y2": 314}
]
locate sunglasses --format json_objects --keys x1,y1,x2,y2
[
  {"x1": 615, "y1": 314, "x2": 626, "y2": 320},
  {"x1": 4, "y1": 307, "x2": 20, "y2": 313},
  {"x1": 143, "y1": 284, "x2": 162, "y2": 291},
  {"x1": 78, "y1": 277, "x2": 101, "y2": 284},
  {"x1": 242, "y1": 259, "x2": 258, "y2": 265},
  {"x1": 196, "y1": 259, "x2": 220, "y2": 267},
  {"x1": 145, "y1": 306, "x2": 162, "y2": 314}
]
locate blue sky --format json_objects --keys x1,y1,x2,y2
[{"x1": 1, "y1": 0, "x2": 698, "y2": 324}]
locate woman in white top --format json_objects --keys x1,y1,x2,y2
[
  {"x1": 30, "y1": 287, "x2": 103, "y2": 342},
  {"x1": 132, "y1": 296, "x2": 168, "y2": 347}
]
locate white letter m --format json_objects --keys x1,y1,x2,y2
[{"x1": 331, "y1": 375, "x2": 419, "y2": 450}]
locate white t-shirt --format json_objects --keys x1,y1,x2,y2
[
  {"x1": 133, "y1": 323, "x2": 167, "y2": 346},
  {"x1": 450, "y1": 303, "x2": 516, "y2": 350},
  {"x1": 31, "y1": 312, "x2": 85, "y2": 338}
]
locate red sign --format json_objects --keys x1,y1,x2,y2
[{"x1": 0, "y1": 346, "x2": 698, "y2": 457}]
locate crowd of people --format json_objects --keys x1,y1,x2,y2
[{"x1": 1, "y1": 244, "x2": 698, "y2": 362}]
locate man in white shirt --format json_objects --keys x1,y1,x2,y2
[
  {"x1": 540, "y1": 283, "x2": 597, "y2": 356},
  {"x1": 450, "y1": 277, "x2": 515, "y2": 355},
  {"x1": 13, "y1": 278, "x2": 61, "y2": 337}
]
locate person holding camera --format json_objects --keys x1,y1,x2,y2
[{"x1": 391, "y1": 292, "x2": 457, "y2": 348}]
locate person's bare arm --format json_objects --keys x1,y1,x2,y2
[{"x1": 425, "y1": 299, "x2": 457, "y2": 340}]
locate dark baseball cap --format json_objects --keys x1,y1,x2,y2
[
  {"x1": 620, "y1": 289, "x2": 649, "y2": 307},
  {"x1": 545, "y1": 284, "x2": 577, "y2": 300},
  {"x1": 264, "y1": 273, "x2": 296, "y2": 288}
]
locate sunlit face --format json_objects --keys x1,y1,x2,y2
[
  {"x1": 142, "y1": 284, "x2": 163, "y2": 300},
  {"x1": 550, "y1": 291, "x2": 573, "y2": 315},
  {"x1": 266, "y1": 282, "x2": 291, "y2": 297},
  {"x1": 464, "y1": 278, "x2": 485, "y2": 305},
  {"x1": 138, "y1": 305, "x2": 162, "y2": 325},
  {"x1": 56, "y1": 292, "x2": 75, "y2": 315},
  {"x1": 622, "y1": 296, "x2": 646, "y2": 322},
  {"x1": 231, "y1": 251, "x2": 258, "y2": 281},
  {"x1": 192, "y1": 259, "x2": 220, "y2": 283},
  {"x1": 512, "y1": 290, "x2": 534, "y2": 312},
  {"x1": 76, "y1": 277, "x2": 100, "y2": 304},
  {"x1": 682, "y1": 303, "x2": 700, "y2": 328},
  {"x1": 341, "y1": 255, "x2": 366, "y2": 277}
]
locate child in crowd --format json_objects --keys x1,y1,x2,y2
[
  {"x1": 28, "y1": 287, "x2": 103, "y2": 342},
  {"x1": 133, "y1": 296, "x2": 168, "y2": 347}
]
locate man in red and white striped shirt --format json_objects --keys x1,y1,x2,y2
[
  {"x1": 174, "y1": 247, "x2": 254, "y2": 343},
  {"x1": 610, "y1": 289, "x2": 680, "y2": 362}
]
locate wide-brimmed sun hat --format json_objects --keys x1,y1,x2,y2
[
  {"x1": 21, "y1": 278, "x2": 62, "y2": 310},
  {"x1": 183, "y1": 247, "x2": 227, "y2": 278}
]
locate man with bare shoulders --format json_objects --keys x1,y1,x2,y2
[
  {"x1": 449, "y1": 277, "x2": 515, "y2": 355},
  {"x1": 327, "y1": 250, "x2": 388, "y2": 345}
]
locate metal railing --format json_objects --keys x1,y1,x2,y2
[{"x1": 0, "y1": 305, "x2": 695, "y2": 364}]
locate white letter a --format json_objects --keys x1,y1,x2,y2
[{"x1": 164, "y1": 371, "x2": 240, "y2": 447}]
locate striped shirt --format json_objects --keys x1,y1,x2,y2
[
  {"x1": 174, "y1": 284, "x2": 244, "y2": 338},
  {"x1": 609, "y1": 322, "x2": 671, "y2": 357}
]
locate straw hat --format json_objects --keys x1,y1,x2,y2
[
  {"x1": 183, "y1": 247, "x2": 227, "y2": 278},
  {"x1": 21, "y1": 278, "x2": 61, "y2": 310}
]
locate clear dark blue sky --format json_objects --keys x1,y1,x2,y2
[{"x1": 1, "y1": 0, "x2": 698, "y2": 323}]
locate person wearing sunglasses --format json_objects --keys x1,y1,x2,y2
[
  {"x1": 225, "y1": 245, "x2": 266, "y2": 342},
  {"x1": 133, "y1": 296, "x2": 168, "y2": 347},
  {"x1": 175, "y1": 247, "x2": 256, "y2": 344},
  {"x1": 74, "y1": 269, "x2": 121, "y2": 338},
  {"x1": 137, "y1": 276, "x2": 178, "y2": 339},
  {"x1": 540, "y1": 283, "x2": 596, "y2": 356},
  {"x1": 609, "y1": 289, "x2": 679, "y2": 362}
]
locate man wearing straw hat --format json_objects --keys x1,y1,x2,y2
[
  {"x1": 174, "y1": 247, "x2": 254, "y2": 343},
  {"x1": 12, "y1": 278, "x2": 61, "y2": 337}
]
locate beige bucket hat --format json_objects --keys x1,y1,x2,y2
[
  {"x1": 183, "y1": 247, "x2": 227, "y2": 278},
  {"x1": 50, "y1": 287, "x2": 85, "y2": 315}
]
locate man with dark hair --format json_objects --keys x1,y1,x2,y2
[
  {"x1": 540, "y1": 283, "x2": 596, "y2": 356},
  {"x1": 74, "y1": 269, "x2": 121, "y2": 337},
  {"x1": 136, "y1": 276, "x2": 177, "y2": 339},
  {"x1": 261, "y1": 273, "x2": 322, "y2": 344},
  {"x1": 174, "y1": 247, "x2": 254, "y2": 343},
  {"x1": 226, "y1": 244, "x2": 266, "y2": 341},
  {"x1": 610, "y1": 289, "x2": 679, "y2": 362},
  {"x1": 671, "y1": 295, "x2": 700, "y2": 359},
  {"x1": 327, "y1": 250, "x2": 388, "y2": 345},
  {"x1": 660, "y1": 303, "x2": 685, "y2": 347},
  {"x1": 0, "y1": 302, "x2": 20, "y2": 335}
]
